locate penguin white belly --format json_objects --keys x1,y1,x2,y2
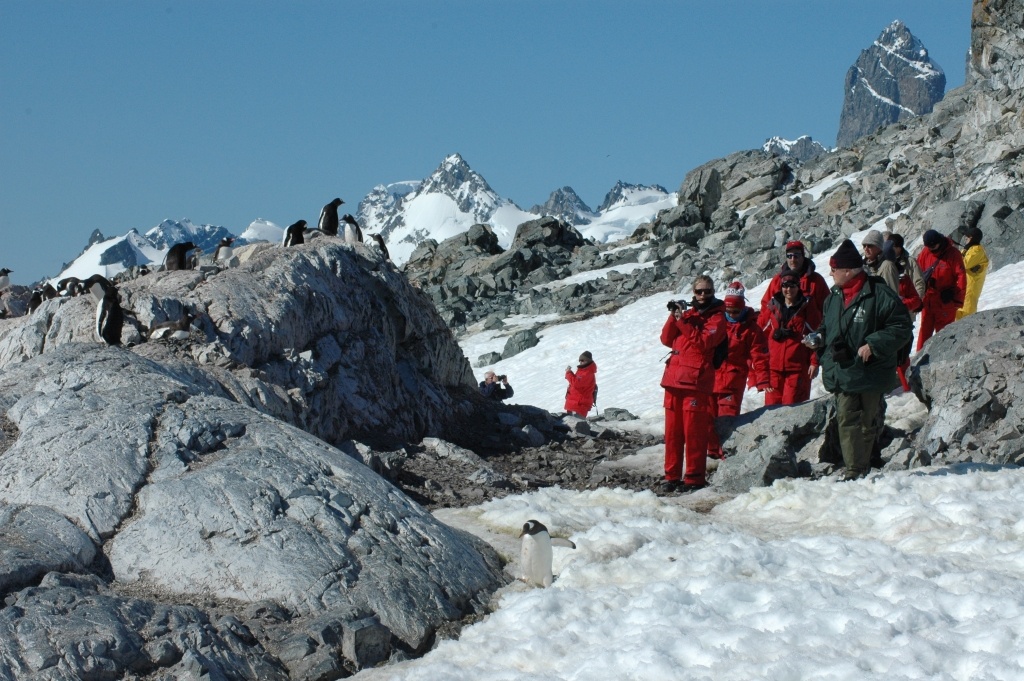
[
  {"x1": 0, "y1": 275, "x2": 9, "y2": 290},
  {"x1": 217, "y1": 246, "x2": 234, "y2": 262},
  {"x1": 343, "y1": 224, "x2": 360, "y2": 244},
  {"x1": 521, "y1": 532, "x2": 554, "y2": 587}
]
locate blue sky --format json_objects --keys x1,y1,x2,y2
[{"x1": 1, "y1": 1, "x2": 971, "y2": 284}]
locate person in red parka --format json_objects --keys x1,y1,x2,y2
[
  {"x1": 707, "y1": 281, "x2": 770, "y2": 459},
  {"x1": 758, "y1": 267, "x2": 822, "y2": 405},
  {"x1": 564, "y1": 351, "x2": 597, "y2": 417},
  {"x1": 916, "y1": 229, "x2": 967, "y2": 351},
  {"x1": 760, "y1": 240, "x2": 830, "y2": 319},
  {"x1": 658, "y1": 275, "x2": 727, "y2": 494}
]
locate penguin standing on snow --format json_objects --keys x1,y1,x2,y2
[
  {"x1": 164, "y1": 241, "x2": 197, "y2": 271},
  {"x1": 283, "y1": 220, "x2": 308, "y2": 247},
  {"x1": 0, "y1": 268, "x2": 12, "y2": 291},
  {"x1": 95, "y1": 283, "x2": 124, "y2": 346},
  {"x1": 370, "y1": 234, "x2": 391, "y2": 261},
  {"x1": 519, "y1": 519, "x2": 576, "y2": 587},
  {"x1": 341, "y1": 214, "x2": 363, "y2": 244},
  {"x1": 318, "y1": 198, "x2": 344, "y2": 236},
  {"x1": 214, "y1": 237, "x2": 234, "y2": 263}
]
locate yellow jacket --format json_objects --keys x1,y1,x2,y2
[{"x1": 956, "y1": 243, "x2": 989, "y2": 319}]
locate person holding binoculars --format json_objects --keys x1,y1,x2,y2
[
  {"x1": 479, "y1": 370, "x2": 514, "y2": 401},
  {"x1": 803, "y1": 239, "x2": 912, "y2": 481}
]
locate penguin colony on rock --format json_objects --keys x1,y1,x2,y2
[{"x1": 5, "y1": 195, "x2": 392, "y2": 340}]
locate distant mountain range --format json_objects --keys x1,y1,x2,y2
[{"x1": 56, "y1": 154, "x2": 677, "y2": 281}]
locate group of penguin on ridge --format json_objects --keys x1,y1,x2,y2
[{"x1": 3, "y1": 197, "x2": 394, "y2": 347}]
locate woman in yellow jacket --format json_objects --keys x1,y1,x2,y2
[{"x1": 957, "y1": 227, "x2": 989, "y2": 320}]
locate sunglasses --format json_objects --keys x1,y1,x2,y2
[
  {"x1": 785, "y1": 252, "x2": 803, "y2": 259},
  {"x1": 693, "y1": 288, "x2": 714, "y2": 295},
  {"x1": 781, "y1": 281, "x2": 799, "y2": 288}
]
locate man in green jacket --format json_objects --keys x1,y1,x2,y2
[{"x1": 804, "y1": 239, "x2": 913, "y2": 480}]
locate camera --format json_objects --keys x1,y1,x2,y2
[
  {"x1": 772, "y1": 328, "x2": 793, "y2": 342},
  {"x1": 831, "y1": 340, "x2": 853, "y2": 363},
  {"x1": 803, "y1": 332, "x2": 822, "y2": 348},
  {"x1": 667, "y1": 299, "x2": 690, "y2": 312},
  {"x1": 497, "y1": 375, "x2": 507, "y2": 382}
]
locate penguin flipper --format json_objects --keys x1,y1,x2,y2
[{"x1": 551, "y1": 538, "x2": 576, "y2": 549}]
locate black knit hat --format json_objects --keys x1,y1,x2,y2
[
  {"x1": 829, "y1": 239, "x2": 863, "y2": 269},
  {"x1": 923, "y1": 229, "x2": 943, "y2": 248}
]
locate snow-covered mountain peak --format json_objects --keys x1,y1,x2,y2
[{"x1": 598, "y1": 181, "x2": 670, "y2": 212}]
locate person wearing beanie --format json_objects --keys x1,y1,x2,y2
[
  {"x1": 760, "y1": 239, "x2": 830, "y2": 321},
  {"x1": 805, "y1": 240, "x2": 913, "y2": 481},
  {"x1": 658, "y1": 275, "x2": 726, "y2": 494},
  {"x1": 916, "y1": 229, "x2": 967, "y2": 350},
  {"x1": 564, "y1": 351, "x2": 598, "y2": 417},
  {"x1": 884, "y1": 234, "x2": 926, "y2": 313},
  {"x1": 861, "y1": 230, "x2": 900, "y2": 292},
  {"x1": 956, "y1": 227, "x2": 988, "y2": 320},
  {"x1": 707, "y1": 281, "x2": 770, "y2": 459},
  {"x1": 758, "y1": 268, "x2": 821, "y2": 406}
]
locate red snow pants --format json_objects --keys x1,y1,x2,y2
[{"x1": 664, "y1": 388, "x2": 710, "y2": 486}]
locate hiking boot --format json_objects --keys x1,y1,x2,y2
[
  {"x1": 840, "y1": 468, "x2": 865, "y2": 481},
  {"x1": 654, "y1": 479, "x2": 681, "y2": 495},
  {"x1": 680, "y1": 482, "x2": 708, "y2": 494}
]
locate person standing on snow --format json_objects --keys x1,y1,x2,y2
[
  {"x1": 564, "y1": 351, "x2": 598, "y2": 417},
  {"x1": 861, "y1": 230, "x2": 900, "y2": 293},
  {"x1": 658, "y1": 275, "x2": 726, "y2": 494},
  {"x1": 916, "y1": 229, "x2": 967, "y2": 350},
  {"x1": 707, "y1": 281, "x2": 770, "y2": 460},
  {"x1": 760, "y1": 240, "x2": 830, "y2": 319},
  {"x1": 804, "y1": 239, "x2": 912, "y2": 481},
  {"x1": 956, "y1": 227, "x2": 989, "y2": 320},
  {"x1": 758, "y1": 268, "x2": 822, "y2": 405}
]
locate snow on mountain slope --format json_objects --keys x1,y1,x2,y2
[{"x1": 53, "y1": 230, "x2": 165, "y2": 282}]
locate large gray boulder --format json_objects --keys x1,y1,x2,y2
[
  {"x1": 0, "y1": 239, "x2": 507, "y2": 678},
  {"x1": 910, "y1": 307, "x2": 1024, "y2": 465}
]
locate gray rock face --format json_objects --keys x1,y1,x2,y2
[
  {"x1": 0, "y1": 240, "x2": 474, "y2": 450},
  {"x1": 0, "y1": 241, "x2": 507, "y2": 678},
  {"x1": 837, "y1": 20, "x2": 946, "y2": 148},
  {"x1": 910, "y1": 307, "x2": 1024, "y2": 466},
  {"x1": 530, "y1": 186, "x2": 596, "y2": 226}
]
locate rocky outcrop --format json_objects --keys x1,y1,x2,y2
[
  {"x1": 0, "y1": 342, "x2": 503, "y2": 677},
  {"x1": 910, "y1": 307, "x2": 1024, "y2": 466},
  {"x1": 0, "y1": 239, "x2": 474, "y2": 449},
  {"x1": 837, "y1": 20, "x2": 946, "y2": 148},
  {"x1": 763, "y1": 136, "x2": 830, "y2": 163}
]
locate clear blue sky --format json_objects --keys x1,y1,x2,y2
[{"x1": 1, "y1": 1, "x2": 972, "y2": 284}]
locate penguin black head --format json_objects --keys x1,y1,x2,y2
[
  {"x1": 220, "y1": 237, "x2": 234, "y2": 246},
  {"x1": 519, "y1": 520, "x2": 549, "y2": 538},
  {"x1": 341, "y1": 214, "x2": 359, "y2": 225},
  {"x1": 331, "y1": 198, "x2": 344, "y2": 208},
  {"x1": 289, "y1": 219, "x2": 307, "y2": 230},
  {"x1": 0, "y1": 268, "x2": 12, "y2": 276}
]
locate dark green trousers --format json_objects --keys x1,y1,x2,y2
[{"x1": 835, "y1": 391, "x2": 883, "y2": 476}]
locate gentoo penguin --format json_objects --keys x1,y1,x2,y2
[
  {"x1": 318, "y1": 198, "x2": 344, "y2": 236},
  {"x1": 214, "y1": 237, "x2": 234, "y2": 263},
  {"x1": 283, "y1": 220, "x2": 308, "y2": 247},
  {"x1": 0, "y1": 268, "x2": 11, "y2": 291},
  {"x1": 27, "y1": 284, "x2": 57, "y2": 314},
  {"x1": 188, "y1": 247, "x2": 203, "y2": 270},
  {"x1": 56, "y1": 277, "x2": 84, "y2": 297},
  {"x1": 341, "y1": 214, "x2": 363, "y2": 244},
  {"x1": 148, "y1": 312, "x2": 194, "y2": 341},
  {"x1": 519, "y1": 519, "x2": 576, "y2": 587},
  {"x1": 164, "y1": 241, "x2": 197, "y2": 271},
  {"x1": 82, "y1": 274, "x2": 115, "y2": 302},
  {"x1": 95, "y1": 284, "x2": 124, "y2": 346},
  {"x1": 370, "y1": 234, "x2": 391, "y2": 260}
]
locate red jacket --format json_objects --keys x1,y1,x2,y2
[
  {"x1": 760, "y1": 260, "x2": 830, "y2": 317},
  {"x1": 758, "y1": 293, "x2": 823, "y2": 372},
  {"x1": 713, "y1": 306, "x2": 770, "y2": 394},
  {"x1": 564, "y1": 362, "x2": 597, "y2": 415},
  {"x1": 917, "y1": 237, "x2": 967, "y2": 313},
  {"x1": 660, "y1": 300, "x2": 727, "y2": 397}
]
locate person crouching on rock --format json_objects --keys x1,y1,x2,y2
[
  {"x1": 479, "y1": 371, "x2": 514, "y2": 401},
  {"x1": 564, "y1": 351, "x2": 597, "y2": 417},
  {"x1": 657, "y1": 275, "x2": 726, "y2": 495}
]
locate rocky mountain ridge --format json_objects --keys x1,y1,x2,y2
[{"x1": 837, "y1": 20, "x2": 947, "y2": 148}]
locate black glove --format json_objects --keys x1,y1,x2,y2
[
  {"x1": 939, "y1": 288, "x2": 955, "y2": 304},
  {"x1": 667, "y1": 300, "x2": 679, "y2": 312},
  {"x1": 772, "y1": 328, "x2": 794, "y2": 342}
]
